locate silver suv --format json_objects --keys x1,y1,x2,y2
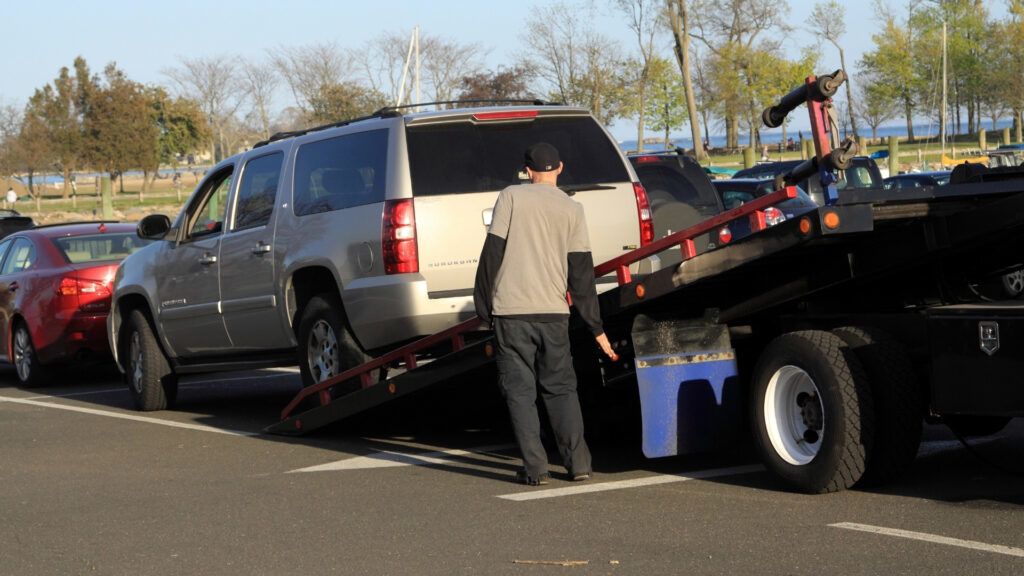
[{"x1": 109, "y1": 105, "x2": 655, "y2": 410}]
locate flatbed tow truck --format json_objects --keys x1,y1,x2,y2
[{"x1": 265, "y1": 71, "x2": 1024, "y2": 493}]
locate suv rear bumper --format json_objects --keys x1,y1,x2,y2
[{"x1": 343, "y1": 275, "x2": 476, "y2": 351}]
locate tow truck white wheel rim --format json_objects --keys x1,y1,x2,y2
[
  {"x1": 13, "y1": 328, "x2": 31, "y2": 382},
  {"x1": 308, "y1": 320, "x2": 338, "y2": 383},
  {"x1": 764, "y1": 365, "x2": 825, "y2": 466},
  {"x1": 1003, "y1": 270, "x2": 1024, "y2": 296},
  {"x1": 129, "y1": 331, "x2": 144, "y2": 393}
]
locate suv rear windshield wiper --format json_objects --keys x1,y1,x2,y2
[{"x1": 560, "y1": 184, "x2": 616, "y2": 195}]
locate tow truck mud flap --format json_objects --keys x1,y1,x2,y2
[
  {"x1": 631, "y1": 314, "x2": 739, "y2": 457},
  {"x1": 928, "y1": 303, "x2": 1024, "y2": 416}
]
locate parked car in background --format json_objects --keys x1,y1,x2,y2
[
  {"x1": 988, "y1": 149, "x2": 1024, "y2": 168},
  {"x1": 0, "y1": 222, "x2": 149, "y2": 386},
  {"x1": 733, "y1": 156, "x2": 884, "y2": 205},
  {"x1": 883, "y1": 171, "x2": 951, "y2": 190},
  {"x1": 628, "y1": 151, "x2": 728, "y2": 265},
  {"x1": 0, "y1": 209, "x2": 34, "y2": 239},
  {"x1": 111, "y1": 104, "x2": 656, "y2": 411},
  {"x1": 711, "y1": 179, "x2": 818, "y2": 239}
]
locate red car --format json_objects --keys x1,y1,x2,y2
[{"x1": 0, "y1": 222, "x2": 150, "y2": 386}]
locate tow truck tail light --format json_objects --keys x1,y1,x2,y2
[
  {"x1": 633, "y1": 182, "x2": 654, "y2": 246},
  {"x1": 718, "y1": 226, "x2": 733, "y2": 245},
  {"x1": 764, "y1": 206, "x2": 786, "y2": 227},
  {"x1": 383, "y1": 199, "x2": 419, "y2": 274}
]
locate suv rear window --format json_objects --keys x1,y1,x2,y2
[
  {"x1": 293, "y1": 129, "x2": 388, "y2": 216},
  {"x1": 406, "y1": 116, "x2": 629, "y2": 196}
]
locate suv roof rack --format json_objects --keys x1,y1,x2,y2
[{"x1": 252, "y1": 99, "x2": 563, "y2": 149}]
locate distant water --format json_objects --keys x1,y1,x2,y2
[{"x1": 620, "y1": 118, "x2": 1017, "y2": 152}]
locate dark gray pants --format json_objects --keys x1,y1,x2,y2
[{"x1": 494, "y1": 316, "x2": 591, "y2": 479}]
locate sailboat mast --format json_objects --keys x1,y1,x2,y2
[{"x1": 941, "y1": 20, "x2": 947, "y2": 160}]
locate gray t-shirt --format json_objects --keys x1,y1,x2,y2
[{"x1": 487, "y1": 182, "x2": 591, "y2": 316}]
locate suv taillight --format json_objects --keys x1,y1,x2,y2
[
  {"x1": 383, "y1": 199, "x2": 419, "y2": 274},
  {"x1": 633, "y1": 182, "x2": 654, "y2": 246}
]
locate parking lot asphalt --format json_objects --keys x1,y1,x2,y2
[{"x1": 1, "y1": 367, "x2": 1022, "y2": 576}]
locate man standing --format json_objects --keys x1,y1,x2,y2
[
  {"x1": 5, "y1": 186, "x2": 16, "y2": 209},
  {"x1": 474, "y1": 142, "x2": 617, "y2": 486}
]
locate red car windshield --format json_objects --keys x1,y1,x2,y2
[{"x1": 51, "y1": 233, "x2": 150, "y2": 264}]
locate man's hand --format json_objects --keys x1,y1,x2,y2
[{"x1": 595, "y1": 332, "x2": 618, "y2": 361}]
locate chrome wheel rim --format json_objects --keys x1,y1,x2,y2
[
  {"x1": 129, "y1": 331, "x2": 144, "y2": 394},
  {"x1": 764, "y1": 365, "x2": 824, "y2": 466},
  {"x1": 13, "y1": 328, "x2": 31, "y2": 382},
  {"x1": 1003, "y1": 270, "x2": 1024, "y2": 296},
  {"x1": 307, "y1": 319, "x2": 338, "y2": 383}
]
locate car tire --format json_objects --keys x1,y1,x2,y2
[
  {"x1": 751, "y1": 330, "x2": 875, "y2": 494},
  {"x1": 833, "y1": 327, "x2": 922, "y2": 486},
  {"x1": 124, "y1": 309, "x2": 177, "y2": 411},
  {"x1": 297, "y1": 294, "x2": 370, "y2": 390},
  {"x1": 12, "y1": 322, "x2": 48, "y2": 388}
]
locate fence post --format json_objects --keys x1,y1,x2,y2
[
  {"x1": 888, "y1": 136, "x2": 899, "y2": 176},
  {"x1": 100, "y1": 175, "x2": 114, "y2": 219},
  {"x1": 743, "y1": 147, "x2": 755, "y2": 169},
  {"x1": 979, "y1": 128, "x2": 987, "y2": 151},
  {"x1": 1003, "y1": 127, "x2": 1012, "y2": 147}
]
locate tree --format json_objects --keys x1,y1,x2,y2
[
  {"x1": 0, "y1": 102, "x2": 23, "y2": 185},
  {"x1": 84, "y1": 64, "x2": 160, "y2": 192},
  {"x1": 305, "y1": 83, "x2": 389, "y2": 125},
  {"x1": 689, "y1": 0, "x2": 791, "y2": 148},
  {"x1": 164, "y1": 55, "x2": 244, "y2": 162},
  {"x1": 27, "y1": 65, "x2": 84, "y2": 198},
  {"x1": 270, "y1": 42, "x2": 351, "y2": 114},
  {"x1": 616, "y1": 0, "x2": 663, "y2": 152},
  {"x1": 859, "y1": 8, "x2": 921, "y2": 141},
  {"x1": 666, "y1": 0, "x2": 706, "y2": 160},
  {"x1": 420, "y1": 35, "x2": 488, "y2": 105},
  {"x1": 518, "y1": 1, "x2": 629, "y2": 125},
  {"x1": 855, "y1": 78, "x2": 899, "y2": 139},
  {"x1": 643, "y1": 57, "x2": 687, "y2": 149},
  {"x1": 141, "y1": 89, "x2": 211, "y2": 196},
  {"x1": 14, "y1": 107, "x2": 53, "y2": 198},
  {"x1": 240, "y1": 61, "x2": 279, "y2": 140},
  {"x1": 457, "y1": 67, "x2": 535, "y2": 101},
  {"x1": 809, "y1": 0, "x2": 858, "y2": 138}
]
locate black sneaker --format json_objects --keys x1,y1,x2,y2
[{"x1": 514, "y1": 470, "x2": 550, "y2": 486}]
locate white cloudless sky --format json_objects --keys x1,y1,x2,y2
[{"x1": 0, "y1": 1, "x2": 1002, "y2": 139}]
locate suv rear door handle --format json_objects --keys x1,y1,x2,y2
[
  {"x1": 198, "y1": 253, "x2": 218, "y2": 266},
  {"x1": 251, "y1": 242, "x2": 272, "y2": 255}
]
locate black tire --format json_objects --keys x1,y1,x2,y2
[
  {"x1": 944, "y1": 414, "x2": 1011, "y2": 437},
  {"x1": 751, "y1": 330, "x2": 875, "y2": 493},
  {"x1": 297, "y1": 294, "x2": 370, "y2": 389},
  {"x1": 12, "y1": 322, "x2": 48, "y2": 388},
  {"x1": 124, "y1": 309, "x2": 177, "y2": 411},
  {"x1": 833, "y1": 326, "x2": 922, "y2": 486}
]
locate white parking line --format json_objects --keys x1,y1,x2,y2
[
  {"x1": 25, "y1": 387, "x2": 125, "y2": 400},
  {"x1": 830, "y1": 522, "x2": 1024, "y2": 558},
  {"x1": 0, "y1": 395, "x2": 257, "y2": 437},
  {"x1": 496, "y1": 464, "x2": 764, "y2": 501},
  {"x1": 288, "y1": 443, "x2": 517, "y2": 473}
]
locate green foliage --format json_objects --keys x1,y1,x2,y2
[
  {"x1": 305, "y1": 83, "x2": 389, "y2": 125},
  {"x1": 148, "y1": 88, "x2": 210, "y2": 166},
  {"x1": 642, "y1": 57, "x2": 688, "y2": 145}
]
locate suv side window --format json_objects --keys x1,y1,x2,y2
[
  {"x1": 1, "y1": 238, "x2": 35, "y2": 274},
  {"x1": 233, "y1": 152, "x2": 282, "y2": 231},
  {"x1": 187, "y1": 168, "x2": 233, "y2": 239},
  {"x1": 293, "y1": 129, "x2": 388, "y2": 216}
]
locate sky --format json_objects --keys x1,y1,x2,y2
[{"x1": 0, "y1": 0, "x2": 984, "y2": 140}]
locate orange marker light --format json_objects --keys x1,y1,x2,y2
[
  {"x1": 635, "y1": 284, "x2": 646, "y2": 299},
  {"x1": 823, "y1": 211, "x2": 841, "y2": 230},
  {"x1": 799, "y1": 217, "x2": 812, "y2": 235}
]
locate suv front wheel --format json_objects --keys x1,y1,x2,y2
[
  {"x1": 297, "y1": 294, "x2": 370, "y2": 389},
  {"x1": 124, "y1": 309, "x2": 178, "y2": 411}
]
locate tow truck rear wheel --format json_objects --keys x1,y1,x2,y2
[
  {"x1": 751, "y1": 330, "x2": 875, "y2": 493},
  {"x1": 297, "y1": 294, "x2": 370, "y2": 390},
  {"x1": 833, "y1": 327, "x2": 922, "y2": 486},
  {"x1": 124, "y1": 309, "x2": 178, "y2": 411}
]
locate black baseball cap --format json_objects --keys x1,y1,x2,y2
[{"x1": 524, "y1": 143, "x2": 561, "y2": 172}]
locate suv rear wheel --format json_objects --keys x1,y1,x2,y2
[{"x1": 297, "y1": 294, "x2": 370, "y2": 389}]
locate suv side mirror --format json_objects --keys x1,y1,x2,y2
[{"x1": 137, "y1": 214, "x2": 172, "y2": 240}]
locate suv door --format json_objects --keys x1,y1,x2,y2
[
  {"x1": 219, "y1": 151, "x2": 291, "y2": 350},
  {"x1": 157, "y1": 166, "x2": 234, "y2": 356}
]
